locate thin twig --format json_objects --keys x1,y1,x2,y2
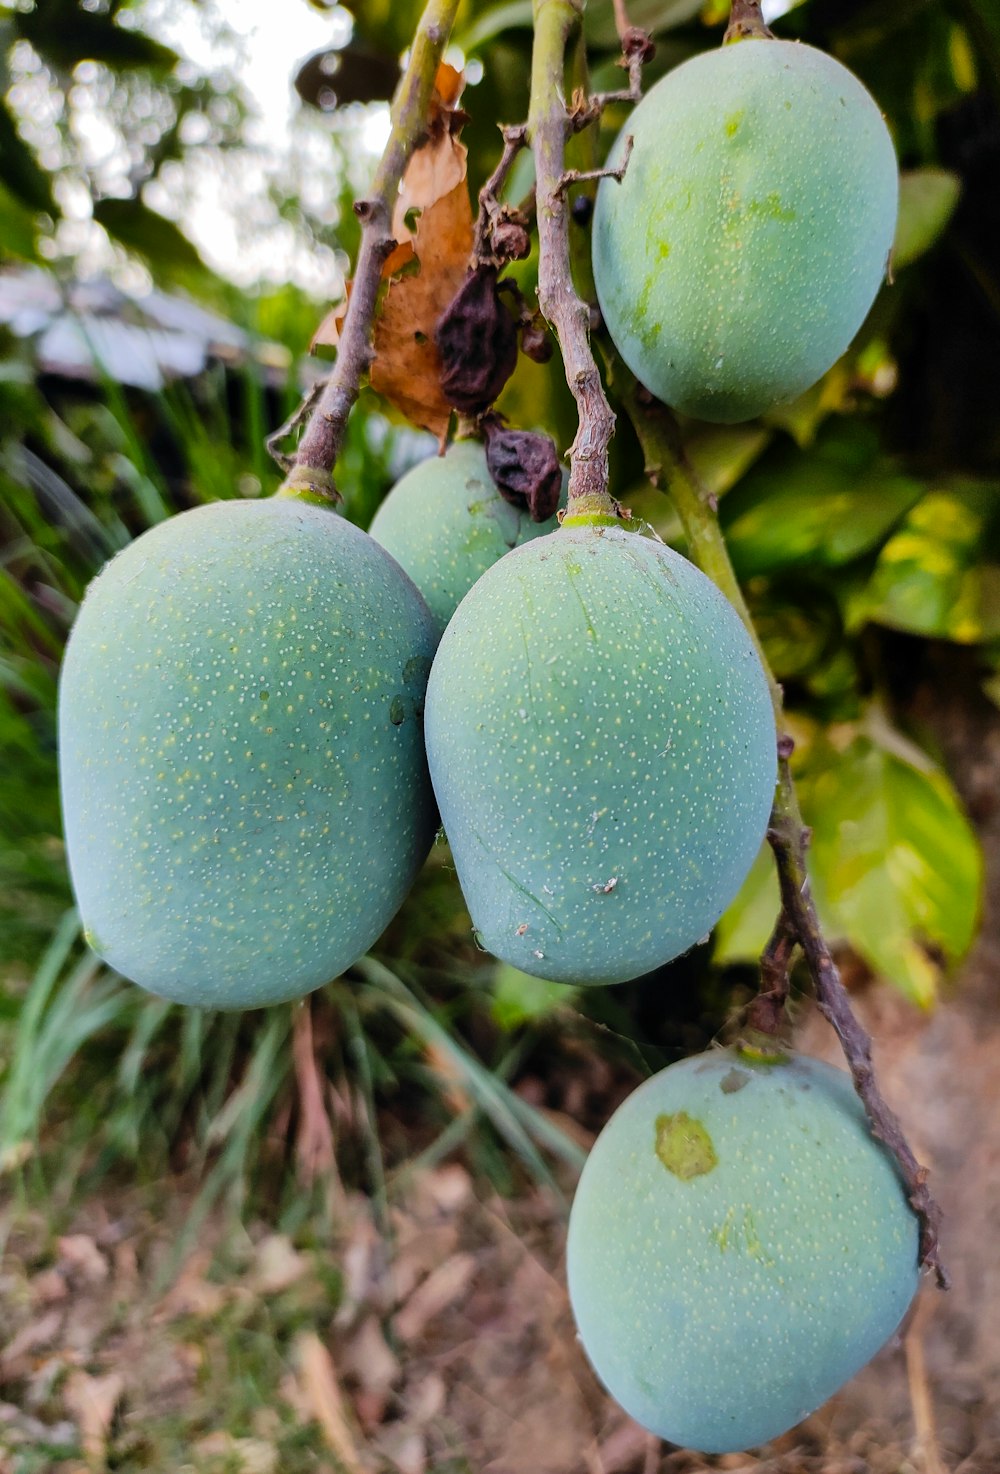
[
  {"x1": 266, "y1": 375, "x2": 327, "y2": 472},
  {"x1": 575, "y1": 0, "x2": 655, "y2": 123},
  {"x1": 528, "y1": 0, "x2": 620, "y2": 520},
  {"x1": 278, "y1": 0, "x2": 461, "y2": 500},
  {"x1": 905, "y1": 1288, "x2": 947, "y2": 1474},
  {"x1": 746, "y1": 912, "x2": 795, "y2": 1037},
  {"x1": 555, "y1": 134, "x2": 634, "y2": 196},
  {"x1": 610, "y1": 362, "x2": 948, "y2": 1289},
  {"x1": 611, "y1": 0, "x2": 631, "y2": 39}
]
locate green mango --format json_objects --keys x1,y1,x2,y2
[
  {"x1": 59, "y1": 494, "x2": 437, "y2": 1010},
  {"x1": 567, "y1": 1047, "x2": 920, "y2": 1452},
  {"x1": 368, "y1": 438, "x2": 563, "y2": 638},
  {"x1": 593, "y1": 40, "x2": 898, "y2": 423},
  {"x1": 423, "y1": 523, "x2": 776, "y2": 983}
]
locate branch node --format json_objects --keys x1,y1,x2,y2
[
  {"x1": 622, "y1": 25, "x2": 655, "y2": 63},
  {"x1": 724, "y1": 0, "x2": 774, "y2": 43},
  {"x1": 474, "y1": 123, "x2": 531, "y2": 267}
]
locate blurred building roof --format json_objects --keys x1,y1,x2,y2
[{"x1": 0, "y1": 266, "x2": 290, "y2": 392}]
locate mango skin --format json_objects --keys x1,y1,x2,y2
[
  {"x1": 59, "y1": 496, "x2": 438, "y2": 1010},
  {"x1": 368, "y1": 439, "x2": 562, "y2": 638},
  {"x1": 567, "y1": 1048, "x2": 920, "y2": 1453},
  {"x1": 423, "y1": 525, "x2": 776, "y2": 984},
  {"x1": 593, "y1": 40, "x2": 899, "y2": 423}
]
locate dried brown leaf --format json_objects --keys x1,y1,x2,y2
[
  {"x1": 30, "y1": 1268, "x2": 69, "y2": 1306},
  {"x1": 194, "y1": 1432, "x2": 278, "y2": 1474},
  {"x1": 154, "y1": 1249, "x2": 226, "y2": 1321},
  {"x1": 371, "y1": 177, "x2": 474, "y2": 439},
  {"x1": 395, "y1": 132, "x2": 468, "y2": 243},
  {"x1": 250, "y1": 1234, "x2": 308, "y2": 1297},
  {"x1": 63, "y1": 1369, "x2": 123, "y2": 1466},
  {"x1": 373, "y1": 1423, "x2": 426, "y2": 1474},
  {"x1": 394, "y1": 1252, "x2": 476, "y2": 1343},
  {"x1": 311, "y1": 63, "x2": 463, "y2": 360},
  {"x1": 342, "y1": 1315, "x2": 399, "y2": 1399},
  {"x1": 0, "y1": 1309, "x2": 64, "y2": 1368},
  {"x1": 295, "y1": 1332, "x2": 368, "y2": 1474},
  {"x1": 311, "y1": 297, "x2": 347, "y2": 353},
  {"x1": 310, "y1": 65, "x2": 471, "y2": 430},
  {"x1": 292, "y1": 1004, "x2": 337, "y2": 1189},
  {"x1": 431, "y1": 62, "x2": 464, "y2": 113},
  {"x1": 401, "y1": 62, "x2": 467, "y2": 231},
  {"x1": 420, "y1": 1164, "x2": 473, "y2": 1215},
  {"x1": 57, "y1": 1235, "x2": 108, "y2": 1284}
]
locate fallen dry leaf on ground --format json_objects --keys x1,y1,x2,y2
[
  {"x1": 0, "y1": 1308, "x2": 64, "y2": 1370},
  {"x1": 292, "y1": 1001, "x2": 338, "y2": 1189},
  {"x1": 194, "y1": 1431, "x2": 278, "y2": 1474},
  {"x1": 63, "y1": 1368, "x2": 123, "y2": 1464},
  {"x1": 394, "y1": 1251, "x2": 477, "y2": 1343},
  {"x1": 154, "y1": 1248, "x2": 226, "y2": 1321},
  {"x1": 249, "y1": 1233, "x2": 309, "y2": 1297},
  {"x1": 57, "y1": 1235, "x2": 108, "y2": 1284},
  {"x1": 295, "y1": 1331, "x2": 368, "y2": 1474}
]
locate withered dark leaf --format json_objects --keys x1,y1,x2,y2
[
  {"x1": 519, "y1": 315, "x2": 553, "y2": 364},
  {"x1": 436, "y1": 265, "x2": 518, "y2": 415},
  {"x1": 491, "y1": 217, "x2": 531, "y2": 262},
  {"x1": 483, "y1": 421, "x2": 563, "y2": 522}
]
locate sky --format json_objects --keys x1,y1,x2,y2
[
  {"x1": 144, "y1": 0, "x2": 390, "y2": 292},
  {"x1": 13, "y1": 0, "x2": 800, "y2": 293}
]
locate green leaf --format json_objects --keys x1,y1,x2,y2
[
  {"x1": 92, "y1": 197, "x2": 204, "y2": 274},
  {"x1": 805, "y1": 732, "x2": 981, "y2": 1005},
  {"x1": 684, "y1": 423, "x2": 772, "y2": 498},
  {"x1": 713, "y1": 845, "x2": 779, "y2": 966},
  {"x1": 852, "y1": 486, "x2": 1000, "y2": 642},
  {"x1": 345, "y1": 0, "x2": 480, "y2": 55},
  {"x1": 721, "y1": 424, "x2": 924, "y2": 578},
  {"x1": 751, "y1": 579, "x2": 842, "y2": 681},
  {"x1": 622, "y1": 423, "x2": 771, "y2": 539},
  {"x1": 491, "y1": 963, "x2": 577, "y2": 1030},
  {"x1": 0, "y1": 182, "x2": 43, "y2": 262},
  {"x1": 583, "y1": 0, "x2": 704, "y2": 48},
  {"x1": 893, "y1": 169, "x2": 961, "y2": 271},
  {"x1": 0, "y1": 100, "x2": 56, "y2": 215},
  {"x1": 457, "y1": 0, "x2": 534, "y2": 51},
  {"x1": 716, "y1": 727, "x2": 982, "y2": 1007},
  {"x1": 14, "y1": 6, "x2": 178, "y2": 72}
]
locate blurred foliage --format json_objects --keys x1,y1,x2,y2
[
  {"x1": 2, "y1": 0, "x2": 1000, "y2": 1200},
  {"x1": 715, "y1": 720, "x2": 982, "y2": 1006}
]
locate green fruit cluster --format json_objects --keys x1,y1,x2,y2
[
  {"x1": 59, "y1": 495, "x2": 437, "y2": 1010},
  {"x1": 423, "y1": 523, "x2": 777, "y2": 984},
  {"x1": 56, "y1": 26, "x2": 920, "y2": 1454},
  {"x1": 593, "y1": 40, "x2": 899, "y2": 422},
  {"x1": 567, "y1": 1048, "x2": 920, "y2": 1452},
  {"x1": 368, "y1": 438, "x2": 562, "y2": 637}
]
